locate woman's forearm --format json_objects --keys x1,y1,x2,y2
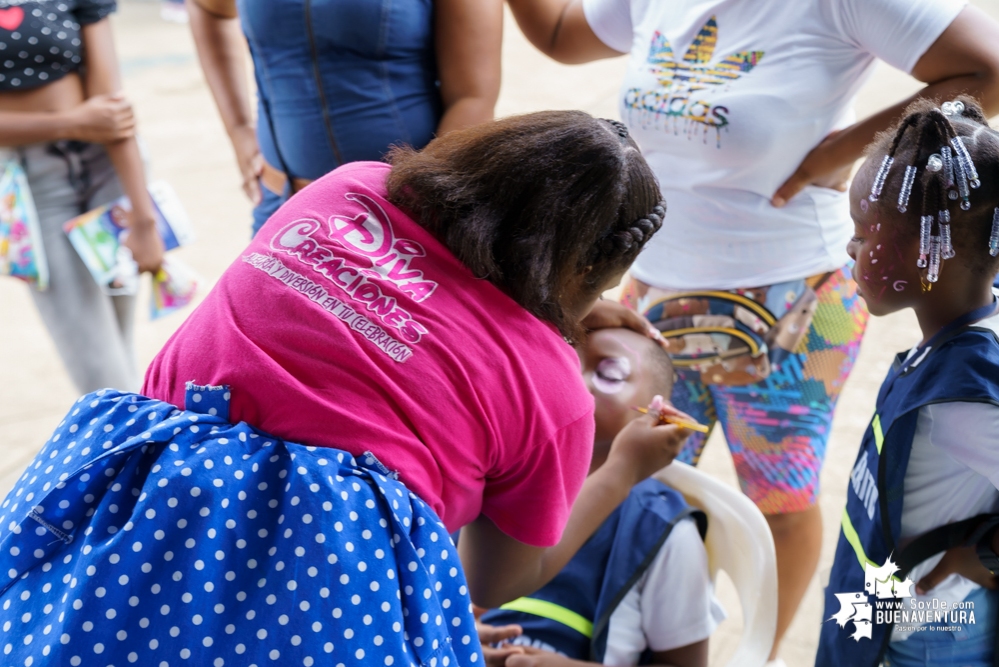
[
  {"x1": 0, "y1": 110, "x2": 76, "y2": 147},
  {"x1": 434, "y1": 0, "x2": 501, "y2": 135},
  {"x1": 773, "y1": 6, "x2": 999, "y2": 204},
  {"x1": 187, "y1": 0, "x2": 255, "y2": 140},
  {"x1": 505, "y1": 0, "x2": 619, "y2": 64},
  {"x1": 437, "y1": 97, "x2": 496, "y2": 135},
  {"x1": 826, "y1": 6, "x2": 999, "y2": 173},
  {"x1": 505, "y1": 0, "x2": 571, "y2": 58},
  {"x1": 81, "y1": 21, "x2": 155, "y2": 225},
  {"x1": 103, "y1": 139, "x2": 155, "y2": 226},
  {"x1": 826, "y1": 73, "x2": 999, "y2": 174}
]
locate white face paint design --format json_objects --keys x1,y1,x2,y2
[
  {"x1": 592, "y1": 357, "x2": 631, "y2": 395},
  {"x1": 893, "y1": 280, "x2": 908, "y2": 292}
]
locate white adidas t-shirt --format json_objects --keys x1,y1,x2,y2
[{"x1": 582, "y1": 0, "x2": 965, "y2": 290}]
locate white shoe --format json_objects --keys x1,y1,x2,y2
[{"x1": 765, "y1": 660, "x2": 787, "y2": 667}]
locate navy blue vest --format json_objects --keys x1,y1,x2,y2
[
  {"x1": 481, "y1": 478, "x2": 706, "y2": 663},
  {"x1": 817, "y1": 308, "x2": 999, "y2": 667}
]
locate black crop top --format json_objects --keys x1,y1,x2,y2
[{"x1": 0, "y1": 0, "x2": 115, "y2": 91}]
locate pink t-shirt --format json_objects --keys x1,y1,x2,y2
[{"x1": 143, "y1": 162, "x2": 594, "y2": 547}]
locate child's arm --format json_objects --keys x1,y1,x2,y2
[
  {"x1": 81, "y1": 19, "x2": 164, "y2": 273},
  {"x1": 0, "y1": 95, "x2": 134, "y2": 147},
  {"x1": 649, "y1": 641, "x2": 709, "y2": 667},
  {"x1": 915, "y1": 546, "x2": 997, "y2": 594},
  {"x1": 460, "y1": 411, "x2": 689, "y2": 609}
]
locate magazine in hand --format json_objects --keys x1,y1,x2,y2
[
  {"x1": 151, "y1": 258, "x2": 199, "y2": 320},
  {"x1": 62, "y1": 180, "x2": 195, "y2": 293},
  {"x1": 0, "y1": 160, "x2": 49, "y2": 290}
]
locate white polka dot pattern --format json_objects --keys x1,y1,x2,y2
[
  {"x1": 0, "y1": 388, "x2": 484, "y2": 665},
  {"x1": 0, "y1": 0, "x2": 114, "y2": 90}
]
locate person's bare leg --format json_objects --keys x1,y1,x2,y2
[{"x1": 765, "y1": 504, "x2": 823, "y2": 661}]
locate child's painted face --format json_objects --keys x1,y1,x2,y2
[
  {"x1": 577, "y1": 328, "x2": 672, "y2": 457},
  {"x1": 847, "y1": 158, "x2": 923, "y2": 316}
]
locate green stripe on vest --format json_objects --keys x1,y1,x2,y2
[{"x1": 498, "y1": 597, "x2": 594, "y2": 638}]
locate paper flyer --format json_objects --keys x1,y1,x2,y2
[
  {"x1": 151, "y1": 258, "x2": 199, "y2": 320},
  {"x1": 62, "y1": 180, "x2": 195, "y2": 290}
]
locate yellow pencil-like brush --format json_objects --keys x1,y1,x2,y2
[{"x1": 631, "y1": 406, "x2": 710, "y2": 433}]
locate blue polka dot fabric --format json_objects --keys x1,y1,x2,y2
[{"x1": 0, "y1": 386, "x2": 484, "y2": 666}]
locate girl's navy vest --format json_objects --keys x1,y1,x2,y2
[
  {"x1": 481, "y1": 478, "x2": 706, "y2": 663},
  {"x1": 817, "y1": 308, "x2": 999, "y2": 667}
]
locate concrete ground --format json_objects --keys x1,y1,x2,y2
[{"x1": 1, "y1": 2, "x2": 997, "y2": 664}]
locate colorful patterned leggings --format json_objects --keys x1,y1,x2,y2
[{"x1": 623, "y1": 267, "x2": 868, "y2": 515}]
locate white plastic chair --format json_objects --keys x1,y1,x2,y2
[{"x1": 654, "y1": 461, "x2": 778, "y2": 667}]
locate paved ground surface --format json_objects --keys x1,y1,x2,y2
[{"x1": 2, "y1": 2, "x2": 997, "y2": 664}]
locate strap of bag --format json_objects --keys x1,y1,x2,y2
[
  {"x1": 896, "y1": 513, "x2": 999, "y2": 576},
  {"x1": 810, "y1": 271, "x2": 835, "y2": 293}
]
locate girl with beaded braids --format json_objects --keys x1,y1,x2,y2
[
  {"x1": 0, "y1": 111, "x2": 689, "y2": 666},
  {"x1": 820, "y1": 97, "x2": 999, "y2": 667}
]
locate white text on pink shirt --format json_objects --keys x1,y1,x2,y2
[{"x1": 266, "y1": 193, "x2": 437, "y2": 345}]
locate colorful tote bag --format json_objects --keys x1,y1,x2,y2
[
  {"x1": 0, "y1": 158, "x2": 48, "y2": 290},
  {"x1": 643, "y1": 273, "x2": 833, "y2": 386}
]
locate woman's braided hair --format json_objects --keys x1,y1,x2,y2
[
  {"x1": 386, "y1": 110, "x2": 665, "y2": 341},
  {"x1": 588, "y1": 201, "x2": 666, "y2": 268},
  {"x1": 868, "y1": 96, "x2": 999, "y2": 278},
  {"x1": 586, "y1": 119, "x2": 666, "y2": 277}
]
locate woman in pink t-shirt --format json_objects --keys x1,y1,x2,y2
[{"x1": 0, "y1": 111, "x2": 694, "y2": 667}]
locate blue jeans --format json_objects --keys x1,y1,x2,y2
[
  {"x1": 884, "y1": 587, "x2": 998, "y2": 667},
  {"x1": 251, "y1": 184, "x2": 284, "y2": 236},
  {"x1": 238, "y1": 0, "x2": 442, "y2": 236}
]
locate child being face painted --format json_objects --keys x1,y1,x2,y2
[
  {"x1": 578, "y1": 327, "x2": 676, "y2": 473},
  {"x1": 479, "y1": 332, "x2": 719, "y2": 667}
]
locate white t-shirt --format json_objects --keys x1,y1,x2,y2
[
  {"x1": 603, "y1": 518, "x2": 726, "y2": 663},
  {"x1": 889, "y1": 353, "x2": 999, "y2": 640},
  {"x1": 582, "y1": 0, "x2": 965, "y2": 290}
]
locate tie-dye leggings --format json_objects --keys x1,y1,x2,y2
[{"x1": 622, "y1": 267, "x2": 868, "y2": 515}]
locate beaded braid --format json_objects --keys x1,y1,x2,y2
[{"x1": 871, "y1": 100, "x2": 999, "y2": 285}]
